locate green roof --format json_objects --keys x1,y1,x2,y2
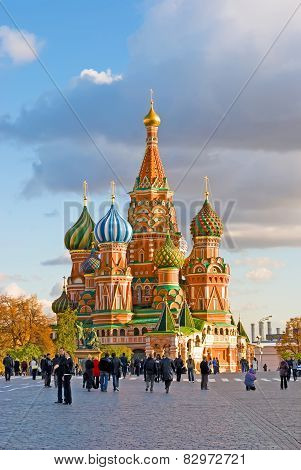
[
  {"x1": 178, "y1": 301, "x2": 195, "y2": 329},
  {"x1": 214, "y1": 322, "x2": 233, "y2": 327},
  {"x1": 129, "y1": 317, "x2": 159, "y2": 325},
  {"x1": 192, "y1": 318, "x2": 205, "y2": 331},
  {"x1": 237, "y1": 320, "x2": 250, "y2": 341},
  {"x1": 156, "y1": 302, "x2": 176, "y2": 333}
]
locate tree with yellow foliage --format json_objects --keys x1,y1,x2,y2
[
  {"x1": 277, "y1": 317, "x2": 301, "y2": 359},
  {"x1": 0, "y1": 294, "x2": 55, "y2": 362}
]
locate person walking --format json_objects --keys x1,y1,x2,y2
[
  {"x1": 21, "y1": 360, "x2": 28, "y2": 376},
  {"x1": 144, "y1": 353, "x2": 156, "y2": 392},
  {"x1": 134, "y1": 357, "x2": 140, "y2": 376},
  {"x1": 160, "y1": 354, "x2": 175, "y2": 394},
  {"x1": 63, "y1": 351, "x2": 73, "y2": 405},
  {"x1": 85, "y1": 355, "x2": 94, "y2": 392},
  {"x1": 154, "y1": 354, "x2": 161, "y2": 383},
  {"x1": 174, "y1": 355, "x2": 184, "y2": 382},
  {"x1": 244, "y1": 368, "x2": 256, "y2": 391},
  {"x1": 30, "y1": 357, "x2": 38, "y2": 380},
  {"x1": 3, "y1": 353, "x2": 13, "y2": 381},
  {"x1": 54, "y1": 348, "x2": 67, "y2": 404},
  {"x1": 287, "y1": 358, "x2": 293, "y2": 382},
  {"x1": 99, "y1": 353, "x2": 111, "y2": 392},
  {"x1": 93, "y1": 356, "x2": 100, "y2": 389},
  {"x1": 212, "y1": 357, "x2": 219, "y2": 375},
  {"x1": 279, "y1": 359, "x2": 289, "y2": 390},
  {"x1": 44, "y1": 353, "x2": 53, "y2": 387},
  {"x1": 252, "y1": 357, "x2": 258, "y2": 371},
  {"x1": 292, "y1": 358, "x2": 298, "y2": 381},
  {"x1": 263, "y1": 363, "x2": 268, "y2": 372},
  {"x1": 111, "y1": 352, "x2": 121, "y2": 392},
  {"x1": 120, "y1": 353, "x2": 128, "y2": 379},
  {"x1": 200, "y1": 356, "x2": 210, "y2": 390},
  {"x1": 14, "y1": 358, "x2": 20, "y2": 376},
  {"x1": 186, "y1": 355, "x2": 195, "y2": 383}
]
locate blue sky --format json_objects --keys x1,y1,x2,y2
[{"x1": 1, "y1": 0, "x2": 301, "y2": 337}]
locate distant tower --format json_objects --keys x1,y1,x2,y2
[
  {"x1": 93, "y1": 182, "x2": 133, "y2": 325},
  {"x1": 64, "y1": 181, "x2": 95, "y2": 303},
  {"x1": 128, "y1": 92, "x2": 181, "y2": 307},
  {"x1": 183, "y1": 177, "x2": 230, "y2": 322},
  {"x1": 251, "y1": 323, "x2": 255, "y2": 343},
  {"x1": 259, "y1": 321, "x2": 264, "y2": 340}
]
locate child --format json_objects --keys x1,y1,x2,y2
[{"x1": 244, "y1": 367, "x2": 256, "y2": 391}]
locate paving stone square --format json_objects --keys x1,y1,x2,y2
[{"x1": 0, "y1": 372, "x2": 300, "y2": 450}]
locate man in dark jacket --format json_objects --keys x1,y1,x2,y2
[
  {"x1": 174, "y1": 355, "x2": 184, "y2": 382},
  {"x1": 63, "y1": 352, "x2": 74, "y2": 405},
  {"x1": 85, "y1": 355, "x2": 94, "y2": 391},
  {"x1": 120, "y1": 353, "x2": 128, "y2": 379},
  {"x1": 111, "y1": 352, "x2": 121, "y2": 392},
  {"x1": 3, "y1": 354, "x2": 13, "y2": 381},
  {"x1": 55, "y1": 348, "x2": 67, "y2": 403},
  {"x1": 44, "y1": 353, "x2": 53, "y2": 387},
  {"x1": 145, "y1": 353, "x2": 156, "y2": 392},
  {"x1": 99, "y1": 353, "x2": 111, "y2": 392},
  {"x1": 200, "y1": 356, "x2": 210, "y2": 390},
  {"x1": 160, "y1": 354, "x2": 175, "y2": 393}
]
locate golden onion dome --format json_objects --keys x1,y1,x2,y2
[
  {"x1": 143, "y1": 100, "x2": 161, "y2": 127},
  {"x1": 154, "y1": 233, "x2": 184, "y2": 269}
]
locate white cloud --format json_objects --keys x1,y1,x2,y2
[
  {"x1": 235, "y1": 257, "x2": 284, "y2": 269},
  {"x1": 0, "y1": 25, "x2": 43, "y2": 64},
  {"x1": 246, "y1": 267, "x2": 273, "y2": 282},
  {"x1": 49, "y1": 282, "x2": 62, "y2": 298},
  {"x1": 1, "y1": 282, "x2": 27, "y2": 297},
  {"x1": 79, "y1": 68, "x2": 122, "y2": 85}
]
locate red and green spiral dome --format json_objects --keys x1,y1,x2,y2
[{"x1": 191, "y1": 199, "x2": 223, "y2": 238}]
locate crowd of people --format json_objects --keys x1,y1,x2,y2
[{"x1": 2, "y1": 351, "x2": 300, "y2": 403}]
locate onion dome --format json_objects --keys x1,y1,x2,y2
[
  {"x1": 191, "y1": 199, "x2": 223, "y2": 238},
  {"x1": 143, "y1": 98, "x2": 161, "y2": 127},
  {"x1": 154, "y1": 233, "x2": 185, "y2": 269},
  {"x1": 64, "y1": 182, "x2": 95, "y2": 250},
  {"x1": 52, "y1": 289, "x2": 70, "y2": 314},
  {"x1": 80, "y1": 244, "x2": 100, "y2": 274},
  {"x1": 94, "y1": 183, "x2": 132, "y2": 244}
]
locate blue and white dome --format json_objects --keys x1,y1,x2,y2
[{"x1": 94, "y1": 203, "x2": 133, "y2": 244}]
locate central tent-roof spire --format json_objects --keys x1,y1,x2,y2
[{"x1": 134, "y1": 91, "x2": 168, "y2": 190}]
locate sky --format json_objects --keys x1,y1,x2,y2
[{"x1": 1, "y1": 0, "x2": 301, "y2": 337}]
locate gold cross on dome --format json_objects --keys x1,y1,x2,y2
[
  {"x1": 150, "y1": 88, "x2": 154, "y2": 104},
  {"x1": 204, "y1": 176, "x2": 209, "y2": 201},
  {"x1": 111, "y1": 180, "x2": 116, "y2": 204},
  {"x1": 83, "y1": 180, "x2": 88, "y2": 206}
]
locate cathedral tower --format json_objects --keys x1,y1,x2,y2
[
  {"x1": 128, "y1": 94, "x2": 181, "y2": 307},
  {"x1": 93, "y1": 183, "x2": 133, "y2": 325},
  {"x1": 64, "y1": 181, "x2": 95, "y2": 304},
  {"x1": 183, "y1": 178, "x2": 231, "y2": 322}
]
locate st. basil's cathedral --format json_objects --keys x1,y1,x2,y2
[{"x1": 52, "y1": 98, "x2": 250, "y2": 371}]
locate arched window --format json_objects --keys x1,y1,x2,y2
[
  {"x1": 142, "y1": 327, "x2": 148, "y2": 335},
  {"x1": 134, "y1": 327, "x2": 140, "y2": 336},
  {"x1": 120, "y1": 329, "x2": 125, "y2": 337},
  {"x1": 113, "y1": 329, "x2": 118, "y2": 337},
  {"x1": 214, "y1": 328, "x2": 218, "y2": 335},
  {"x1": 101, "y1": 330, "x2": 105, "y2": 337},
  {"x1": 195, "y1": 335, "x2": 201, "y2": 347},
  {"x1": 144, "y1": 285, "x2": 151, "y2": 296},
  {"x1": 225, "y1": 328, "x2": 229, "y2": 335},
  {"x1": 136, "y1": 286, "x2": 142, "y2": 303},
  {"x1": 140, "y1": 252, "x2": 144, "y2": 262},
  {"x1": 220, "y1": 328, "x2": 224, "y2": 335}
]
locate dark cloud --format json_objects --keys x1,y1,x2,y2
[
  {"x1": 41, "y1": 253, "x2": 71, "y2": 266},
  {"x1": 2, "y1": 0, "x2": 301, "y2": 249}
]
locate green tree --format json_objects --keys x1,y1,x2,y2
[
  {"x1": 56, "y1": 307, "x2": 77, "y2": 355},
  {"x1": 7, "y1": 343, "x2": 43, "y2": 362}
]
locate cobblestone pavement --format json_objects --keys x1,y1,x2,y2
[{"x1": 0, "y1": 372, "x2": 300, "y2": 450}]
